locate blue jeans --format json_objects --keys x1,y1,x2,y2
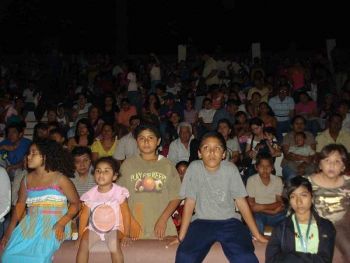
[
  {"x1": 254, "y1": 212, "x2": 286, "y2": 234},
  {"x1": 282, "y1": 164, "x2": 297, "y2": 182},
  {"x1": 276, "y1": 120, "x2": 291, "y2": 143},
  {"x1": 176, "y1": 218, "x2": 258, "y2": 263}
]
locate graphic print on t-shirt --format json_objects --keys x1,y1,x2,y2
[{"x1": 131, "y1": 171, "x2": 166, "y2": 193}]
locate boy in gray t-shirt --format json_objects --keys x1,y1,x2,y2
[{"x1": 175, "y1": 132, "x2": 267, "y2": 263}]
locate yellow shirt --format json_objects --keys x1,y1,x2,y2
[
  {"x1": 316, "y1": 129, "x2": 350, "y2": 152},
  {"x1": 91, "y1": 139, "x2": 118, "y2": 158}
]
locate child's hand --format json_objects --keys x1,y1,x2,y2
[
  {"x1": 0, "y1": 236, "x2": 9, "y2": 249},
  {"x1": 165, "y1": 236, "x2": 180, "y2": 248},
  {"x1": 121, "y1": 236, "x2": 132, "y2": 247},
  {"x1": 253, "y1": 234, "x2": 268, "y2": 243},
  {"x1": 53, "y1": 222, "x2": 65, "y2": 241},
  {"x1": 130, "y1": 218, "x2": 142, "y2": 240},
  {"x1": 154, "y1": 218, "x2": 167, "y2": 240}
]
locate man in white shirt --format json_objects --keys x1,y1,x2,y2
[
  {"x1": 269, "y1": 85, "x2": 295, "y2": 142},
  {"x1": 201, "y1": 53, "x2": 219, "y2": 87},
  {"x1": 168, "y1": 122, "x2": 194, "y2": 165},
  {"x1": 113, "y1": 115, "x2": 140, "y2": 162}
]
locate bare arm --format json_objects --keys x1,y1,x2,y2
[
  {"x1": 154, "y1": 199, "x2": 181, "y2": 239},
  {"x1": 120, "y1": 200, "x2": 131, "y2": 238},
  {"x1": 1, "y1": 177, "x2": 27, "y2": 247},
  {"x1": 247, "y1": 197, "x2": 283, "y2": 214},
  {"x1": 78, "y1": 204, "x2": 90, "y2": 238}
]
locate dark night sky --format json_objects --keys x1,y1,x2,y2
[{"x1": 0, "y1": 0, "x2": 348, "y2": 54}]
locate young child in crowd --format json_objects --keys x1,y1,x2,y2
[
  {"x1": 76, "y1": 157, "x2": 131, "y2": 263},
  {"x1": 308, "y1": 144, "x2": 350, "y2": 261},
  {"x1": 266, "y1": 176, "x2": 336, "y2": 262},
  {"x1": 172, "y1": 161, "x2": 189, "y2": 233},
  {"x1": 119, "y1": 124, "x2": 181, "y2": 239},
  {"x1": 175, "y1": 132, "x2": 267, "y2": 263},
  {"x1": 1, "y1": 140, "x2": 80, "y2": 263},
  {"x1": 287, "y1": 131, "x2": 316, "y2": 176},
  {"x1": 198, "y1": 98, "x2": 216, "y2": 133},
  {"x1": 247, "y1": 153, "x2": 285, "y2": 235}
]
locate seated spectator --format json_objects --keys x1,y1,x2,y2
[
  {"x1": 295, "y1": 92, "x2": 320, "y2": 136},
  {"x1": 247, "y1": 78, "x2": 270, "y2": 103},
  {"x1": 282, "y1": 115, "x2": 316, "y2": 181},
  {"x1": 87, "y1": 105, "x2": 104, "y2": 138},
  {"x1": 234, "y1": 111, "x2": 251, "y2": 152},
  {"x1": 0, "y1": 167, "x2": 11, "y2": 239},
  {"x1": 258, "y1": 102, "x2": 277, "y2": 129},
  {"x1": 198, "y1": 98, "x2": 216, "y2": 134},
  {"x1": 246, "y1": 92, "x2": 262, "y2": 118},
  {"x1": 167, "y1": 122, "x2": 194, "y2": 165},
  {"x1": 101, "y1": 93, "x2": 118, "y2": 124},
  {"x1": 91, "y1": 123, "x2": 118, "y2": 162},
  {"x1": 269, "y1": 85, "x2": 295, "y2": 142},
  {"x1": 183, "y1": 98, "x2": 198, "y2": 127},
  {"x1": 285, "y1": 131, "x2": 316, "y2": 176},
  {"x1": 117, "y1": 98, "x2": 137, "y2": 128},
  {"x1": 247, "y1": 153, "x2": 285, "y2": 235},
  {"x1": 33, "y1": 122, "x2": 49, "y2": 142},
  {"x1": 113, "y1": 115, "x2": 140, "y2": 162},
  {"x1": 74, "y1": 93, "x2": 91, "y2": 121},
  {"x1": 0, "y1": 122, "x2": 31, "y2": 178},
  {"x1": 171, "y1": 161, "x2": 189, "y2": 233},
  {"x1": 336, "y1": 100, "x2": 350, "y2": 133},
  {"x1": 216, "y1": 118, "x2": 240, "y2": 163},
  {"x1": 56, "y1": 103, "x2": 70, "y2": 128},
  {"x1": 266, "y1": 177, "x2": 336, "y2": 262},
  {"x1": 67, "y1": 118, "x2": 94, "y2": 152},
  {"x1": 316, "y1": 113, "x2": 350, "y2": 152},
  {"x1": 49, "y1": 128, "x2": 67, "y2": 147},
  {"x1": 142, "y1": 93, "x2": 160, "y2": 126},
  {"x1": 70, "y1": 146, "x2": 96, "y2": 197},
  {"x1": 163, "y1": 111, "x2": 181, "y2": 145}
]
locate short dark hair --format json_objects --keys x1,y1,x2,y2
[
  {"x1": 249, "y1": 117, "x2": 264, "y2": 127},
  {"x1": 5, "y1": 122, "x2": 25, "y2": 135},
  {"x1": 199, "y1": 131, "x2": 227, "y2": 152},
  {"x1": 49, "y1": 128, "x2": 66, "y2": 139},
  {"x1": 255, "y1": 152, "x2": 274, "y2": 166},
  {"x1": 71, "y1": 146, "x2": 92, "y2": 159},
  {"x1": 294, "y1": 131, "x2": 306, "y2": 139},
  {"x1": 176, "y1": 161, "x2": 189, "y2": 170},
  {"x1": 292, "y1": 115, "x2": 306, "y2": 125},
  {"x1": 134, "y1": 124, "x2": 161, "y2": 139},
  {"x1": 129, "y1": 114, "x2": 141, "y2": 125}
]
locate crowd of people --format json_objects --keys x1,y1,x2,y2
[{"x1": 0, "y1": 48, "x2": 350, "y2": 262}]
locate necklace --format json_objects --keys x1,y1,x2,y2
[{"x1": 294, "y1": 214, "x2": 312, "y2": 253}]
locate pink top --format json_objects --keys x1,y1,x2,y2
[
  {"x1": 295, "y1": 101, "x2": 317, "y2": 115},
  {"x1": 81, "y1": 183, "x2": 129, "y2": 240},
  {"x1": 290, "y1": 69, "x2": 305, "y2": 90}
]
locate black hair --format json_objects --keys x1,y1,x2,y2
[
  {"x1": 121, "y1": 98, "x2": 130, "y2": 105},
  {"x1": 234, "y1": 111, "x2": 248, "y2": 124},
  {"x1": 74, "y1": 118, "x2": 95, "y2": 145},
  {"x1": 286, "y1": 176, "x2": 314, "y2": 213},
  {"x1": 33, "y1": 122, "x2": 49, "y2": 142},
  {"x1": 255, "y1": 152, "x2": 274, "y2": 166},
  {"x1": 94, "y1": 156, "x2": 120, "y2": 177},
  {"x1": 263, "y1": 127, "x2": 276, "y2": 136},
  {"x1": 5, "y1": 122, "x2": 25, "y2": 136},
  {"x1": 176, "y1": 161, "x2": 189, "y2": 170},
  {"x1": 101, "y1": 122, "x2": 115, "y2": 132},
  {"x1": 217, "y1": 118, "x2": 232, "y2": 130},
  {"x1": 259, "y1": 102, "x2": 275, "y2": 117},
  {"x1": 291, "y1": 115, "x2": 306, "y2": 125},
  {"x1": 329, "y1": 113, "x2": 343, "y2": 122},
  {"x1": 33, "y1": 139, "x2": 75, "y2": 178},
  {"x1": 317, "y1": 144, "x2": 349, "y2": 173},
  {"x1": 249, "y1": 117, "x2": 264, "y2": 127},
  {"x1": 71, "y1": 146, "x2": 92, "y2": 159},
  {"x1": 134, "y1": 123, "x2": 161, "y2": 139},
  {"x1": 129, "y1": 114, "x2": 141, "y2": 125},
  {"x1": 199, "y1": 131, "x2": 227, "y2": 152},
  {"x1": 49, "y1": 128, "x2": 67, "y2": 140}
]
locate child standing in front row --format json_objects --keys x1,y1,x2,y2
[
  {"x1": 76, "y1": 157, "x2": 131, "y2": 263},
  {"x1": 1, "y1": 140, "x2": 80, "y2": 263},
  {"x1": 266, "y1": 176, "x2": 336, "y2": 262},
  {"x1": 308, "y1": 144, "x2": 350, "y2": 262},
  {"x1": 175, "y1": 132, "x2": 267, "y2": 263}
]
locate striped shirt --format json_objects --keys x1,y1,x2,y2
[
  {"x1": 269, "y1": 96, "x2": 295, "y2": 122},
  {"x1": 70, "y1": 167, "x2": 96, "y2": 197}
]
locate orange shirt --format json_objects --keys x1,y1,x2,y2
[{"x1": 117, "y1": 106, "x2": 137, "y2": 127}]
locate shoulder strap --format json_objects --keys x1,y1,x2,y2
[{"x1": 250, "y1": 135, "x2": 255, "y2": 151}]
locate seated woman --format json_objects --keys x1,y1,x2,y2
[
  {"x1": 258, "y1": 102, "x2": 277, "y2": 129},
  {"x1": 266, "y1": 176, "x2": 336, "y2": 263},
  {"x1": 295, "y1": 92, "x2": 320, "y2": 136},
  {"x1": 91, "y1": 123, "x2": 118, "y2": 162},
  {"x1": 67, "y1": 118, "x2": 94, "y2": 152}
]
